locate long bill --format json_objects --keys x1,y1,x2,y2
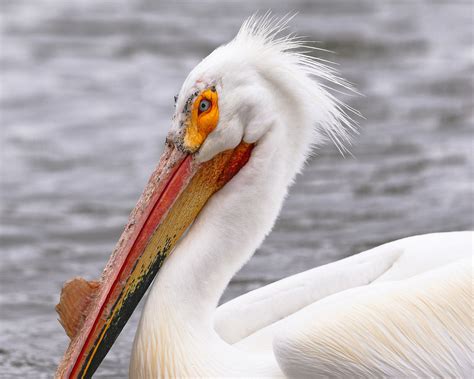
[{"x1": 55, "y1": 140, "x2": 254, "y2": 378}]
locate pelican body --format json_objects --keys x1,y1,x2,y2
[{"x1": 55, "y1": 16, "x2": 473, "y2": 378}]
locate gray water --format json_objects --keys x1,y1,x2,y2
[{"x1": 1, "y1": 0, "x2": 473, "y2": 377}]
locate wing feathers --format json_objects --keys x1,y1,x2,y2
[
  {"x1": 215, "y1": 243, "x2": 403, "y2": 344},
  {"x1": 273, "y1": 258, "x2": 473, "y2": 378}
]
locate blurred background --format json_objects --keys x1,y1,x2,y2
[{"x1": 0, "y1": 0, "x2": 472, "y2": 377}]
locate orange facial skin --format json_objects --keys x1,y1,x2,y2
[{"x1": 183, "y1": 88, "x2": 219, "y2": 152}]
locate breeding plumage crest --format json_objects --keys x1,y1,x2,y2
[{"x1": 234, "y1": 13, "x2": 360, "y2": 155}]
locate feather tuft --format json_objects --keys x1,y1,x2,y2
[{"x1": 234, "y1": 13, "x2": 360, "y2": 155}]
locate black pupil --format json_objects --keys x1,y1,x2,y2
[{"x1": 200, "y1": 100, "x2": 209, "y2": 111}]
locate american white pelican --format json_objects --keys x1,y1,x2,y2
[{"x1": 55, "y1": 15, "x2": 473, "y2": 378}]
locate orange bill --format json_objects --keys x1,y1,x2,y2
[{"x1": 55, "y1": 140, "x2": 254, "y2": 378}]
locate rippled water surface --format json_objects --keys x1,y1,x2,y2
[{"x1": 1, "y1": 0, "x2": 473, "y2": 377}]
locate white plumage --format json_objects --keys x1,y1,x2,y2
[
  {"x1": 224, "y1": 232, "x2": 472, "y2": 377},
  {"x1": 129, "y1": 15, "x2": 473, "y2": 378}
]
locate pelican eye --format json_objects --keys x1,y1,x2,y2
[
  {"x1": 198, "y1": 99, "x2": 211, "y2": 114},
  {"x1": 184, "y1": 89, "x2": 219, "y2": 151}
]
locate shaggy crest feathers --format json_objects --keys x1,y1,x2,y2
[{"x1": 232, "y1": 13, "x2": 359, "y2": 155}]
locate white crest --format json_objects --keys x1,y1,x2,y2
[{"x1": 233, "y1": 13, "x2": 359, "y2": 155}]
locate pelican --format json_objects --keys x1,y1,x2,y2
[{"x1": 55, "y1": 15, "x2": 473, "y2": 378}]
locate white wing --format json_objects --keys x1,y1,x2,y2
[
  {"x1": 273, "y1": 257, "x2": 472, "y2": 377},
  {"x1": 215, "y1": 232, "x2": 473, "y2": 376},
  {"x1": 215, "y1": 237, "x2": 405, "y2": 344}
]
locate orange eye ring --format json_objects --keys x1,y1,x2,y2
[{"x1": 183, "y1": 88, "x2": 219, "y2": 152}]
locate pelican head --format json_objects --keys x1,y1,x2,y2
[
  {"x1": 56, "y1": 15, "x2": 355, "y2": 378},
  {"x1": 171, "y1": 15, "x2": 354, "y2": 164}
]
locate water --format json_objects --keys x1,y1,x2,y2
[{"x1": 1, "y1": 0, "x2": 472, "y2": 377}]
